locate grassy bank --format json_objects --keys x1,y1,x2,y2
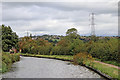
[
  {"x1": 95, "y1": 58, "x2": 120, "y2": 67},
  {"x1": 1, "y1": 52, "x2": 20, "y2": 73},
  {"x1": 21, "y1": 53, "x2": 120, "y2": 80},
  {"x1": 93, "y1": 62, "x2": 119, "y2": 79},
  {"x1": 22, "y1": 53, "x2": 73, "y2": 61}
]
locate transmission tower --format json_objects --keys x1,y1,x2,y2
[{"x1": 90, "y1": 13, "x2": 95, "y2": 36}]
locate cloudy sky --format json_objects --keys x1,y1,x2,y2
[{"x1": 2, "y1": 0, "x2": 119, "y2": 37}]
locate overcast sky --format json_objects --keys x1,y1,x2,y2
[{"x1": 2, "y1": 0, "x2": 119, "y2": 37}]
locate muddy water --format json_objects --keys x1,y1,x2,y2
[{"x1": 3, "y1": 56, "x2": 103, "y2": 78}]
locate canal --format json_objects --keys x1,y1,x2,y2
[{"x1": 3, "y1": 56, "x2": 103, "y2": 78}]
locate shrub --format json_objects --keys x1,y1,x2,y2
[
  {"x1": 11, "y1": 54, "x2": 20, "y2": 63},
  {"x1": 2, "y1": 53, "x2": 12, "y2": 66},
  {"x1": 2, "y1": 62, "x2": 7, "y2": 73},
  {"x1": 73, "y1": 52, "x2": 94, "y2": 66},
  {"x1": 2, "y1": 52, "x2": 20, "y2": 73}
]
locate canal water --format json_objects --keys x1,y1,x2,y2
[{"x1": 2, "y1": 56, "x2": 103, "y2": 78}]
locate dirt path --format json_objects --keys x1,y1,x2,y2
[{"x1": 94, "y1": 61, "x2": 120, "y2": 69}]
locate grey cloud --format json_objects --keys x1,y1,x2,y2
[
  {"x1": 2, "y1": 2, "x2": 117, "y2": 21},
  {"x1": 3, "y1": 2, "x2": 117, "y2": 13},
  {"x1": 2, "y1": 2, "x2": 118, "y2": 37}
]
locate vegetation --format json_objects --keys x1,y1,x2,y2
[
  {"x1": 30, "y1": 34, "x2": 62, "y2": 43},
  {"x1": 2, "y1": 25, "x2": 19, "y2": 52},
  {"x1": 95, "y1": 58, "x2": 120, "y2": 67},
  {"x1": 1, "y1": 25, "x2": 20, "y2": 73},
  {"x1": 22, "y1": 53, "x2": 73, "y2": 61},
  {"x1": 73, "y1": 53, "x2": 94, "y2": 66},
  {"x1": 1, "y1": 52, "x2": 20, "y2": 73},
  {"x1": 19, "y1": 28, "x2": 119, "y2": 63},
  {"x1": 18, "y1": 37, "x2": 52, "y2": 55},
  {"x1": 93, "y1": 62, "x2": 119, "y2": 79}
]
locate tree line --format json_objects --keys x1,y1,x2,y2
[
  {"x1": 1, "y1": 25, "x2": 119, "y2": 62},
  {"x1": 18, "y1": 28, "x2": 119, "y2": 62}
]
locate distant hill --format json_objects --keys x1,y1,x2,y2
[
  {"x1": 19, "y1": 34, "x2": 118, "y2": 43},
  {"x1": 30, "y1": 34, "x2": 64, "y2": 43}
]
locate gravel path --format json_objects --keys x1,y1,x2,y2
[{"x1": 3, "y1": 56, "x2": 103, "y2": 78}]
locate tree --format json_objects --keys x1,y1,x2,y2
[
  {"x1": 66, "y1": 28, "x2": 80, "y2": 42},
  {"x1": 18, "y1": 37, "x2": 53, "y2": 54},
  {"x1": 56, "y1": 39, "x2": 71, "y2": 55},
  {"x1": 72, "y1": 39, "x2": 86, "y2": 54},
  {"x1": 2, "y1": 25, "x2": 18, "y2": 52},
  {"x1": 66, "y1": 28, "x2": 77, "y2": 36},
  {"x1": 18, "y1": 37, "x2": 35, "y2": 53},
  {"x1": 90, "y1": 35, "x2": 98, "y2": 42}
]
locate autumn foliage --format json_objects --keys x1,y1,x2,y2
[
  {"x1": 18, "y1": 37, "x2": 52, "y2": 55},
  {"x1": 73, "y1": 52, "x2": 94, "y2": 66},
  {"x1": 18, "y1": 28, "x2": 119, "y2": 62}
]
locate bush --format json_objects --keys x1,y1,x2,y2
[
  {"x1": 11, "y1": 54, "x2": 20, "y2": 63},
  {"x1": 2, "y1": 52, "x2": 20, "y2": 73},
  {"x1": 2, "y1": 62, "x2": 7, "y2": 73},
  {"x1": 38, "y1": 46, "x2": 51, "y2": 55},
  {"x1": 2, "y1": 53, "x2": 12, "y2": 66},
  {"x1": 52, "y1": 46, "x2": 61, "y2": 55},
  {"x1": 73, "y1": 52, "x2": 94, "y2": 66},
  {"x1": 87, "y1": 38, "x2": 119, "y2": 61}
]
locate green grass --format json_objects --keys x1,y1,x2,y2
[
  {"x1": 93, "y1": 62, "x2": 120, "y2": 79},
  {"x1": 16, "y1": 53, "x2": 25, "y2": 55},
  {"x1": 21, "y1": 53, "x2": 119, "y2": 79},
  {"x1": 22, "y1": 54, "x2": 73, "y2": 60}
]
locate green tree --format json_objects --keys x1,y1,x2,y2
[
  {"x1": 66, "y1": 28, "x2": 77, "y2": 36},
  {"x1": 66, "y1": 28, "x2": 80, "y2": 41},
  {"x1": 2, "y1": 25, "x2": 18, "y2": 52},
  {"x1": 72, "y1": 39, "x2": 86, "y2": 54}
]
